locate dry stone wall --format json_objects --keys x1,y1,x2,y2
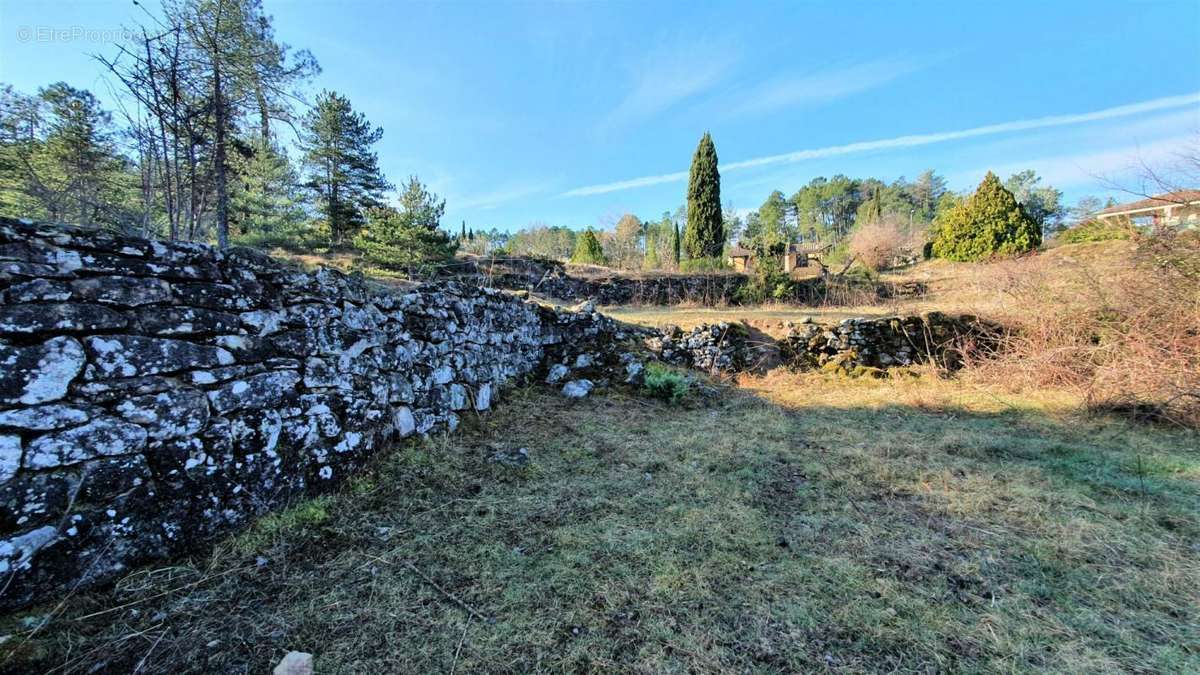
[
  {"x1": 460, "y1": 257, "x2": 750, "y2": 305},
  {"x1": 779, "y1": 313, "x2": 1002, "y2": 375},
  {"x1": 645, "y1": 323, "x2": 755, "y2": 373},
  {"x1": 456, "y1": 257, "x2": 924, "y2": 307},
  {"x1": 0, "y1": 218, "x2": 634, "y2": 610}
]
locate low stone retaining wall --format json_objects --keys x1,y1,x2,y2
[
  {"x1": 642, "y1": 313, "x2": 1002, "y2": 378},
  {"x1": 779, "y1": 313, "x2": 1002, "y2": 375},
  {"x1": 452, "y1": 257, "x2": 923, "y2": 307},
  {"x1": 460, "y1": 257, "x2": 750, "y2": 305},
  {"x1": 0, "y1": 218, "x2": 634, "y2": 609},
  {"x1": 645, "y1": 323, "x2": 755, "y2": 373}
]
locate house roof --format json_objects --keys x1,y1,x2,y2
[
  {"x1": 728, "y1": 242, "x2": 831, "y2": 257},
  {"x1": 788, "y1": 242, "x2": 831, "y2": 254},
  {"x1": 1097, "y1": 190, "x2": 1200, "y2": 216}
]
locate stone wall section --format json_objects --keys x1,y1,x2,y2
[
  {"x1": 0, "y1": 218, "x2": 629, "y2": 609},
  {"x1": 462, "y1": 257, "x2": 750, "y2": 305},
  {"x1": 457, "y1": 257, "x2": 924, "y2": 307},
  {"x1": 779, "y1": 313, "x2": 1002, "y2": 375}
]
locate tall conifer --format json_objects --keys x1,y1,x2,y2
[{"x1": 683, "y1": 132, "x2": 723, "y2": 259}]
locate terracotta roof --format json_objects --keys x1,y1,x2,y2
[
  {"x1": 788, "y1": 242, "x2": 831, "y2": 254},
  {"x1": 1098, "y1": 190, "x2": 1200, "y2": 216},
  {"x1": 729, "y1": 242, "x2": 830, "y2": 257}
]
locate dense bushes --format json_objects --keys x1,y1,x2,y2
[
  {"x1": 932, "y1": 172, "x2": 1041, "y2": 261},
  {"x1": 734, "y1": 255, "x2": 793, "y2": 304}
]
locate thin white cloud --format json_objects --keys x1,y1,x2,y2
[
  {"x1": 956, "y1": 135, "x2": 1194, "y2": 191},
  {"x1": 598, "y1": 44, "x2": 734, "y2": 134},
  {"x1": 732, "y1": 57, "x2": 929, "y2": 117},
  {"x1": 561, "y1": 92, "x2": 1200, "y2": 197},
  {"x1": 456, "y1": 182, "x2": 546, "y2": 210}
]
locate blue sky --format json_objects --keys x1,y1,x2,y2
[{"x1": 2, "y1": 0, "x2": 1198, "y2": 231}]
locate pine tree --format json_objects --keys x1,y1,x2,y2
[
  {"x1": 230, "y1": 135, "x2": 306, "y2": 242},
  {"x1": 931, "y1": 172, "x2": 1041, "y2": 261},
  {"x1": 571, "y1": 229, "x2": 607, "y2": 265},
  {"x1": 299, "y1": 90, "x2": 391, "y2": 245},
  {"x1": 683, "y1": 132, "x2": 723, "y2": 259},
  {"x1": 0, "y1": 83, "x2": 135, "y2": 229},
  {"x1": 175, "y1": 0, "x2": 318, "y2": 248},
  {"x1": 354, "y1": 175, "x2": 457, "y2": 267}
]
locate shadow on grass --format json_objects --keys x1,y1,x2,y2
[{"x1": 2, "y1": 383, "x2": 1196, "y2": 674}]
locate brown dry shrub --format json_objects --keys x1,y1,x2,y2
[
  {"x1": 971, "y1": 231, "x2": 1200, "y2": 427},
  {"x1": 849, "y1": 219, "x2": 906, "y2": 272}
]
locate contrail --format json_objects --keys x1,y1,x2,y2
[{"x1": 560, "y1": 92, "x2": 1200, "y2": 197}]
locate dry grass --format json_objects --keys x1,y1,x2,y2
[
  {"x1": 2, "y1": 378, "x2": 1196, "y2": 674},
  {"x1": 966, "y1": 233, "x2": 1200, "y2": 426},
  {"x1": 610, "y1": 238, "x2": 1200, "y2": 426}
]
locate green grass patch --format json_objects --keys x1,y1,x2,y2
[
  {"x1": 642, "y1": 362, "x2": 690, "y2": 405},
  {"x1": 2, "y1": 385, "x2": 1197, "y2": 674}
]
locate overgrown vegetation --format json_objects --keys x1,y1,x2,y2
[
  {"x1": 4, "y1": 383, "x2": 1195, "y2": 673},
  {"x1": 848, "y1": 218, "x2": 907, "y2": 271},
  {"x1": 734, "y1": 254, "x2": 793, "y2": 304},
  {"x1": 678, "y1": 256, "x2": 729, "y2": 273},
  {"x1": 1055, "y1": 218, "x2": 1131, "y2": 244},
  {"x1": 976, "y1": 230, "x2": 1200, "y2": 426}
]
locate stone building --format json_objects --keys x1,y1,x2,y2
[{"x1": 728, "y1": 242, "x2": 830, "y2": 273}]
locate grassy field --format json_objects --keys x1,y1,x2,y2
[
  {"x1": 4, "y1": 373, "x2": 1196, "y2": 674},
  {"x1": 603, "y1": 240, "x2": 1140, "y2": 336}
]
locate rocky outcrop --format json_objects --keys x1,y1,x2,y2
[
  {"x1": 0, "y1": 218, "x2": 637, "y2": 610},
  {"x1": 778, "y1": 313, "x2": 1002, "y2": 376}
]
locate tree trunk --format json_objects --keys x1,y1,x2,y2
[{"x1": 213, "y1": 62, "x2": 229, "y2": 249}]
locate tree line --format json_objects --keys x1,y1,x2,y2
[
  {"x1": 0, "y1": 0, "x2": 454, "y2": 267},
  {"x1": 455, "y1": 128, "x2": 1099, "y2": 273}
]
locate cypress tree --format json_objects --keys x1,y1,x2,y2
[
  {"x1": 931, "y1": 171, "x2": 1041, "y2": 261},
  {"x1": 644, "y1": 226, "x2": 660, "y2": 269},
  {"x1": 683, "y1": 132, "x2": 723, "y2": 259},
  {"x1": 672, "y1": 220, "x2": 681, "y2": 266},
  {"x1": 460, "y1": 220, "x2": 467, "y2": 241},
  {"x1": 571, "y1": 229, "x2": 607, "y2": 265}
]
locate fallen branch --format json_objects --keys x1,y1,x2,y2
[{"x1": 368, "y1": 555, "x2": 487, "y2": 621}]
